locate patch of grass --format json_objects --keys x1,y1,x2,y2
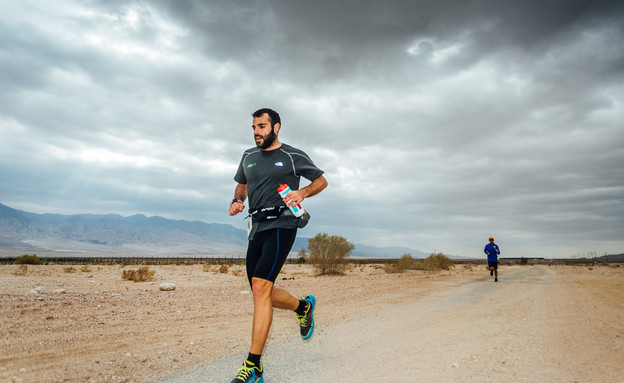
[{"x1": 122, "y1": 266, "x2": 156, "y2": 282}]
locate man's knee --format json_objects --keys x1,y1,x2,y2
[{"x1": 251, "y1": 278, "x2": 273, "y2": 301}]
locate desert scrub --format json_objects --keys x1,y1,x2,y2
[
  {"x1": 64, "y1": 266, "x2": 77, "y2": 273},
  {"x1": 122, "y1": 266, "x2": 156, "y2": 282},
  {"x1": 80, "y1": 265, "x2": 92, "y2": 272}
]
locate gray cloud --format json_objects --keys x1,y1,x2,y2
[{"x1": 1, "y1": 0, "x2": 623, "y2": 258}]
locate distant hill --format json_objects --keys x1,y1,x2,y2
[
  {"x1": 0, "y1": 203, "x2": 247, "y2": 256},
  {"x1": 0, "y1": 203, "x2": 437, "y2": 259},
  {"x1": 595, "y1": 253, "x2": 624, "y2": 261}
]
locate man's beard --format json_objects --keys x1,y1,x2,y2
[{"x1": 256, "y1": 128, "x2": 277, "y2": 149}]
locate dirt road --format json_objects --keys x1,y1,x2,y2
[
  {"x1": 153, "y1": 265, "x2": 623, "y2": 382},
  {"x1": 1, "y1": 263, "x2": 622, "y2": 382}
]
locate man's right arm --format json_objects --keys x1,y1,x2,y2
[{"x1": 228, "y1": 183, "x2": 247, "y2": 216}]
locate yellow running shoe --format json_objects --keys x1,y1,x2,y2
[
  {"x1": 231, "y1": 360, "x2": 263, "y2": 383},
  {"x1": 296, "y1": 295, "x2": 316, "y2": 340}
]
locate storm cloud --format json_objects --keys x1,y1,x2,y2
[{"x1": 1, "y1": 0, "x2": 623, "y2": 257}]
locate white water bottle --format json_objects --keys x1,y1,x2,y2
[{"x1": 277, "y1": 184, "x2": 304, "y2": 217}]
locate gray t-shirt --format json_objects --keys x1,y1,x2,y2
[{"x1": 234, "y1": 143, "x2": 324, "y2": 231}]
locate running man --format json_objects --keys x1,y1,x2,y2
[
  {"x1": 484, "y1": 236, "x2": 501, "y2": 282},
  {"x1": 228, "y1": 108, "x2": 328, "y2": 383}
]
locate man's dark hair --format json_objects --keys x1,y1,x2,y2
[{"x1": 252, "y1": 108, "x2": 281, "y2": 128}]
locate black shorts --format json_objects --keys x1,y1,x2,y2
[
  {"x1": 245, "y1": 227, "x2": 297, "y2": 286},
  {"x1": 488, "y1": 261, "x2": 499, "y2": 270}
]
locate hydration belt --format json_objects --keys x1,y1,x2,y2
[{"x1": 246, "y1": 206, "x2": 311, "y2": 240}]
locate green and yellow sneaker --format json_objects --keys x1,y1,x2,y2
[
  {"x1": 296, "y1": 295, "x2": 316, "y2": 340},
  {"x1": 230, "y1": 360, "x2": 263, "y2": 383}
]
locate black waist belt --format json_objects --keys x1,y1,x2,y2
[
  {"x1": 248, "y1": 206, "x2": 310, "y2": 228},
  {"x1": 248, "y1": 206, "x2": 289, "y2": 223}
]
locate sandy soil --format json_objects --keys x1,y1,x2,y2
[{"x1": 0, "y1": 262, "x2": 622, "y2": 382}]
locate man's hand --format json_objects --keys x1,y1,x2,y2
[
  {"x1": 229, "y1": 200, "x2": 245, "y2": 216},
  {"x1": 282, "y1": 175, "x2": 327, "y2": 207},
  {"x1": 282, "y1": 190, "x2": 305, "y2": 208},
  {"x1": 229, "y1": 184, "x2": 248, "y2": 216}
]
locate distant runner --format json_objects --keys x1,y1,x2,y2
[
  {"x1": 484, "y1": 236, "x2": 500, "y2": 282},
  {"x1": 228, "y1": 108, "x2": 327, "y2": 383}
]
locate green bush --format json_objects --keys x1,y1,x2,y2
[{"x1": 14, "y1": 254, "x2": 45, "y2": 265}]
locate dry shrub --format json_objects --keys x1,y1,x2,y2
[
  {"x1": 122, "y1": 266, "x2": 156, "y2": 282},
  {"x1": 80, "y1": 265, "x2": 92, "y2": 272},
  {"x1": 12, "y1": 265, "x2": 28, "y2": 276},
  {"x1": 307, "y1": 233, "x2": 354, "y2": 275},
  {"x1": 202, "y1": 264, "x2": 212, "y2": 272},
  {"x1": 219, "y1": 264, "x2": 229, "y2": 274},
  {"x1": 386, "y1": 254, "x2": 419, "y2": 273},
  {"x1": 422, "y1": 253, "x2": 453, "y2": 271},
  {"x1": 386, "y1": 253, "x2": 454, "y2": 273},
  {"x1": 64, "y1": 266, "x2": 77, "y2": 273}
]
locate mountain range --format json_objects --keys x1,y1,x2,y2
[{"x1": 0, "y1": 203, "x2": 431, "y2": 259}]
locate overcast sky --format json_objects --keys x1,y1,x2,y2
[{"x1": 1, "y1": 0, "x2": 623, "y2": 258}]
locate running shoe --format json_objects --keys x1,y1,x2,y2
[
  {"x1": 297, "y1": 295, "x2": 316, "y2": 340},
  {"x1": 495, "y1": 278, "x2": 498, "y2": 282},
  {"x1": 231, "y1": 360, "x2": 263, "y2": 383}
]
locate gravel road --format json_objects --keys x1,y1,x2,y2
[{"x1": 151, "y1": 265, "x2": 623, "y2": 382}]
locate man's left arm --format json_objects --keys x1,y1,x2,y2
[{"x1": 283, "y1": 175, "x2": 328, "y2": 208}]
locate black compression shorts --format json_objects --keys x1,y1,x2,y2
[
  {"x1": 245, "y1": 227, "x2": 297, "y2": 286},
  {"x1": 488, "y1": 260, "x2": 499, "y2": 270}
]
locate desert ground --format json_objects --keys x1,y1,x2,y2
[{"x1": 1, "y1": 262, "x2": 622, "y2": 382}]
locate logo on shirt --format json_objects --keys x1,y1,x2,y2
[
  {"x1": 274, "y1": 162, "x2": 284, "y2": 167},
  {"x1": 247, "y1": 163, "x2": 257, "y2": 168}
]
